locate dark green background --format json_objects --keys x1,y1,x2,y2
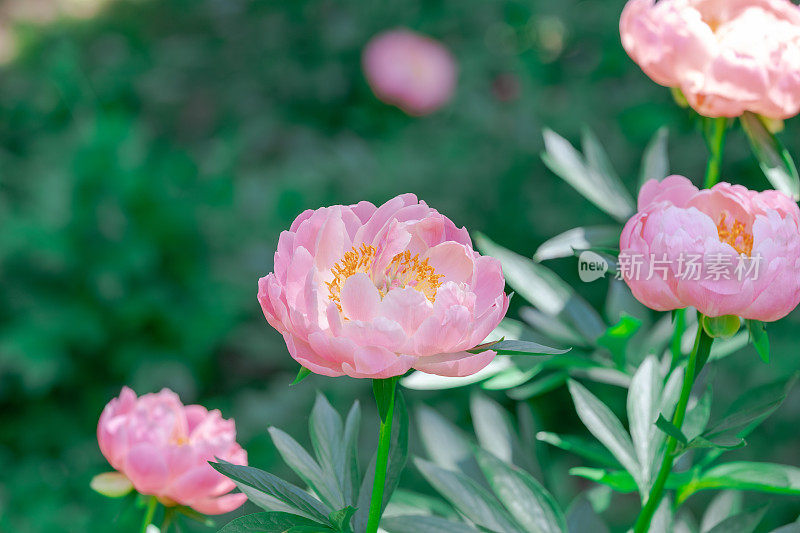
[{"x1": 1, "y1": 0, "x2": 798, "y2": 530}]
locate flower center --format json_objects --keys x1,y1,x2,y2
[
  {"x1": 326, "y1": 244, "x2": 443, "y2": 311},
  {"x1": 716, "y1": 213, "x2": 753, "y2": 256}
]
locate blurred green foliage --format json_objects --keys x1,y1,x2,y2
[{"x1": 1, "y1": 0, "x2": 799, "y2": 531}]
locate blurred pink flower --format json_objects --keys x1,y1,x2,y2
[
  {"x1": 97, "y1": 387, "x2": 247, "y2": 515},
  {"x1": 362, "y1": 29, "x2": 457, "y2": 115},
  {"x1": 620, "y1": 176, "x2": 800, "y2": 321},
  {"x1": 258, "y1": 194, "x2": 509, "y2": 379},
  {"x1": 620, "y1": 0, "x2": 800, "y2": 119}
]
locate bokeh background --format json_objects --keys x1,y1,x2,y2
[{"x1": 1, "y1": 0, "x2": 799, "y2": 531}]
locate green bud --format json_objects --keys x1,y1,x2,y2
[{"x1": 701, "y1": 314, "x2": 741, "y2": 339}]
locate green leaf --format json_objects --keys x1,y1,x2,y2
[
  {"x1": 342, "y1": 401, "x2": 361, "y2": 506},
  {"x1": 508, "y1": 372, "x2": 568, "y2": 400},
  {"x1": 415, "y1": 404, "x2": 479, "y2": 479},
  {"x1": 475, "y1": 449, "x2": 567, "y2": 533},
  {"x1": 541, "y1": 128, "x2": 635, "y2": 221},
  {"x1": 626, "y1": 356, "x2": 662, "y2": 490},
  {"x1": 482, "y1": 365, "x2": 542, "y2": 391},
  {"x1": 352, "y1": 391, "x2": 408, "y2": 533},
  {"x1": 674, "y1": 512, "x2": 700, "y2": 533},
  {"x1": 520, "y1": 307, "x2": 588, "y2": 347},
  {"x1": 471, "y1": 392, "x2": 523, "y2": 467},
  {"x1": 267, "y1": 427, "x2": 342, "y2": 510},
  {"x1": 705, "y1": 505, "x2": 768, "y2": 533},
  {"x1": 565, "y1": 494, "x2": 609, "y2": 533},
  {"x1": 534, "y1": 226, "x2": 620, "y2": 262},
  {"x1": 677, "y1": 435, "x2": 745, "y2": 453},
  {"x1": 535, "y1": 432, "x2": 621, "y2": 469},
  {"x1": 475, "y1": 233, "x2": 606, "y2": 342},
  {"x1": 384, "y1": 489, "x2": 458, "y2": 519},
  {"x1": 655, "y1": 415, "x2": 687, "y2": 444},
  {"x1": 567, "y1": 380, "x2": 641, "y2": 487},
  {"x1": 414, "y1": 458, "x2": 524, "y2": 533},
  {"x1": 690, "y1": 462, "x2": 800, "y2": 496},
  {"x1": 291, "y1": 366, "x2": 312, "y2": 385},
  {"x1": 746, "y1": 320, "x2": 770, "y2": 363},
  {"x1": 211, "y1": 460, "x2": 332, "y2": 524},
  {"x1": 568, "y1": 467, "x2": 638, "y2": 493},
  {"x1": 704, "y1": 375, "x2": 797, "y2": 443},
  {"x1": 90, "y1": 472, "x2": 133, "y2": 498},
  {"x1": 309, "y1": 393, "x2": 347, "y2": 509},
  {"x1": 683, "y1": 389, "x2": 713, "y2": 442},
  {"x1": 701, "y1": 491, "x2": 742, "y2": 532},
  {"x1": 741, "y1": 111, "x2": 800, "y2": 200},
  {"x1": 569, "y1": 467, "x2": 692, "y2": 494},
  {"x1": 650, "y1": 496, "x2": 673, "y2": 533},
  {"x1": 639, "y1": 127, "x2": 670, "y2": 186},
  {"x1": 769, "y1": 519, "x2": 800, "y2": 533},
  {"x1": 218, "y1": 512, "x2": 332, "y2": 533},
  {"x1": 598, "y1": 314, "x2": 642, "y2": 368},
  {"x1": 328, "y1": 506, "x2": 356, "y2": 532},
  {"x1": 470, "y1": 339, "x2": 569, "y2": 356},
  {"x1": 605, "y1": 278, "x2": 650, "y2": 328},
  {"x1": 381, "y1": 515, "x2": 480, "y2": 533}
]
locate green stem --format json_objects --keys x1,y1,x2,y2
[
  {"x1": 366, "y1": 378, "x2": 397, "y2": 533},
  {"x1": 140, "y1": 496, "x2": 158, "y2": 533},
  {"x1": 670, "y1": 309, "x2": 686, "y2": 370},
  {"x1": 703, "y1": 117, "x2": 728, "y2": 188},
  {"x1": 633, "y1": 323, "x2": 713, "y2": 533}
]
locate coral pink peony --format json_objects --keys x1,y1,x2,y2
[
  {"x1": 258, "y1": 194, "x2": 509, "y2": 379},
  {"x1": 620, "y1": 0, "x2": 800, "y2": 119},
  {"x1": 362, "y1": 29, "x2": 457, "y2": 115},
  {"x1": 620, "y1": 176, "x2": 800, "y2": 321},
  {"x1": 97, "y1": 387, "x2": 247, "y2": 514}
]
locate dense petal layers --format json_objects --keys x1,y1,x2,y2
[
  {"x1": 621, "y1": 0, "x2": 800, "y2": 118},
  {"x1": 620, "y1": 176, "x2": 800, "y2": 321},
  {"x1": 362, "y1": 29, "x2": 457, "y2": 115},
  {"x1": 259, "y1": 193, "x2": 509, "y2": 379},
  {"x1": 97, "y1": 387, "x2": 247, "y2": 514}
]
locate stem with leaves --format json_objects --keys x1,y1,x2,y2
[
  {"x1": 703, "y1": 117, "x2": 728, "y2": 188},
  {"x1": 366, "y1": 377, "x2": 398, "y2": 533},
  {"x1": 633, "y1": 323, "x2": 714, "y2": 533},
  {"x1": 140, "y1": 496, "x2": 158, "y2": 533}
]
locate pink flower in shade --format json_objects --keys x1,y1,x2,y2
[
  {"x1": 258, "y1": 194, "x2": 510, "y2": 379},
  {"x1": 362, "y1": 29, "x2": 457, "y2": 115},
  {"x1": 97, "y1": 387, "x2": 248, "y2": 515},
  {"x1": 620, "y1": 0, "x2": 800, "y2": 119},
  {"x1": 620, "y1": 176, "x2": 800, "y2": 321}
]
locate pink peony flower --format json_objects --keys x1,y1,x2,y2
[
  {"x1": 362, "y1": 29, "x2": 457, "y2": 115},
  {"x1": 620, "y1": 176, "x2": 800, "y2": 321},
  {"x1": 97, "y1": 387, "x2": 248, "y2": 515},
  {"x1": 258, "y1": 194, "x2": 509, "y2": 379},
  {"x1": 620, "y1": 0, "x2": 800, "y2": 119}
]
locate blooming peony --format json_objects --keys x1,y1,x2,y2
[
  {"x1": 258, "y1": 194, "x2": 509, "y2": 379},
  {"x1": 362, "y1": 29, "x2": 457, "y2": 115},
  {"x1": 620, "y1": 0, "x2": 800, "y2": 119},
  {"x1": 620, "y1": 176, "x2": 800, "y2": 321},
  {"x1": 97, "y1": 387, "x2": 247, "y2": 514}
]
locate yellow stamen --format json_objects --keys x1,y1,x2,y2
[
  {"x1": 326, "y1": 245, "x2": 443, "y2": 312},
  {"x1": 383, "y1": 250, "x2": 443, "y2": 303},
  {"x1": 326, "y1": 244, "x2": 377, "y2": 311},
  {"x1": 717, "y1": 213, "x2": 753, "y2": 256}
]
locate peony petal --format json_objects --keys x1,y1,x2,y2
[
  {"x1": 340, "y1": 273, "x2": 381, "y2": 321},
  {"x1": 412, "y1": 350, "x2": 497, "y2": 377},
  {"x1": 189, "y1": 493, "x2": 248, "y2": 515},
  {"x1": 123, "y1": 443, "x2": 170, "y2": 496}
]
